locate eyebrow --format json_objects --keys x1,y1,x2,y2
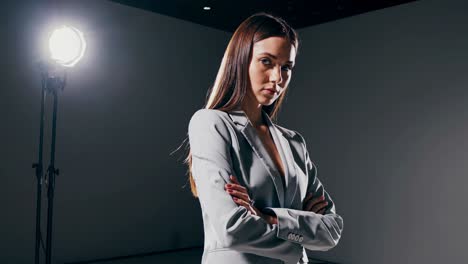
[{"x1": 258, "y1": 52, "x2": 295, "y2": 65}]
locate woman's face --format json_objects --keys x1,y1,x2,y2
[{"x1": 246, "y1": 36, "x2": 296, "y2": 107}]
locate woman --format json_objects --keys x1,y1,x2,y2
[{"x1": 185, "y1": 12, "x2": 343, "y2": 264}]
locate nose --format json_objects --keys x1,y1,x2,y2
[{"x1": 269, "y1": 65, "x2": 282, "y2": 84}]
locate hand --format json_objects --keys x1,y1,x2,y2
[
  {"x1": 303, "y1": 192, "x2": 328, "y2": 215},
  {"x1": 225, "y1": 175, "x2": 278, "y2": 225},
  {"x1": 225, "y1": 175, "x2": 259, "y2": 215}
]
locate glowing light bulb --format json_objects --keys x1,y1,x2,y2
[{"x1": 49, "y1": 26, "x2": 86, "y2": 67}]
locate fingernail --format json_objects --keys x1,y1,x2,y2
[
  {"x1": 226, "y1": 184, "x2": 232, "y2": 187},
  {"x1": 228, "y1": 189, "x2": 233, "y2": 193}
]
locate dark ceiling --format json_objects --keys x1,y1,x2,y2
[{"x1": 109, "y1": 0, "x2": 417, "y2": 32}]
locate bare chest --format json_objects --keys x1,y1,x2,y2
[{"x1": 255, "y1": 127, "x2": 285, "y2": 179}]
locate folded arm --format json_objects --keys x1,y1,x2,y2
[{"x1": 264, "y1": 133, "x2": 344, "y2": 251}]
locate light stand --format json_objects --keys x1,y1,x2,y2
[
  {"x1": 33, "y1": 63, "x2": 67, "y2": 264},
  {"x1": 32, "y1": 25, "x2": 85, "y2": 264},
  {"x1": 32, "y1": 67, "x2": 46, "y2": 264}
]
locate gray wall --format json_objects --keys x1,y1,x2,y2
[
  {"x1": 283, "y1": 0, "x2": 467, "y2": 263},
  {"x1": 2, "y1": 0, "x2": 467, "y2": 263},
  {"x1": 1, "y1": 0, "x2": 229, "y2": 263}
]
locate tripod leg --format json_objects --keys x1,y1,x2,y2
[
  {"x1": 45, "y1": 88, "x2": 59, "y2": 264},
  {"x1": 34, "y1": 80, "x2": 47, "y2": 264}
]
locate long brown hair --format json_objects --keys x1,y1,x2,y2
[{"x1": 181, "y1": 12, "x2": 299, "y2": 197}]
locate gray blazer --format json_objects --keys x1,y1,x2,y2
[{"x1": 188, "y1": 108, "x2": 344, "y2": 264}]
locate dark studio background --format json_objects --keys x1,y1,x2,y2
[{"x1": 1, "y1": 0, "x2": 467, "y2": 263}]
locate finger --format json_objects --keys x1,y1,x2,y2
[
  {"x1": 302, "y1": 193, "x2": 314, "y2": 210},
  {"x1": 304, "y1": 195, "x2": 322, "y2": 211},
  {"x1": 304, "y1": 199, "x2": 316, "y2": 212},
  {"x1": 226, "y1": 189, "x2": 250, "y2": 201},
  {"x1": 225, "y1": 183, "x2": 248, "y2": 193},
  {"x1": 317, "y1": 208, "x2": 326, "y2": 215},
  {"x1": 305, "y1": 195, "x2": 326, "y2": 211},
  {"x1": 304, "y1": 199, "x2": 313, "y2": 211},
  {"x1": 230, "y1": 175, "x2": 241, "y2": 184},
  {"x1": 233, "y1": 197, "x2": 256, "y2": 214},
  {"x1": 312, "y1": 194, "x2": 325, "y2": 203},
  {"x1": 305, "y1": 192, "x2": 314, "y2": 200},
  {"x1": 311, "y1": 201, "x2": 328, "y2": 213},
  {"x1": 305, "y1": 197, "x2": 327, "y2": 212},
  {"x1": 233, "y1": 197, "x2": 249, "y2": 208},
  {"x1": 233, "y1": 197, "x2": 260, "y2": 216},
  {"x1": 310, "y1": 201, "x2": 328, "y2": 213},
  {"x1": 305, "y1": 193, "x2": 323, "y2": 203}
]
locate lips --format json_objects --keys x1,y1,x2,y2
[
  {"x1": 264, "y1": 88, "x2": 278, "y2": 94},
  {"x1": 263, "y1": 89, "x2": 277, "y2": 96}
]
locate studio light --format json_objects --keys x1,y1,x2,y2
[
  {"x1": 49, "y1": 25, "x2": 86, "y2": 67},
  {"x1": 33, "y1": 25, "x2": 86, "y2": 264}
]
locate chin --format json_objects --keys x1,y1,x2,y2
[
  {"x1": 254, "y1": 93, "x2": 277, "y2": 106},
  {"x1": 259, "y1": 98, "x2": 276, "y2": 106}
]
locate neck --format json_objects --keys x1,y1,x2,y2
[{"x1": 241, "y1": 98, "x2": 266, "y2": 128}]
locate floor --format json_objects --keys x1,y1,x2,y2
[
  {"x1": 100, "y1": 248, "x2": 203, "y2": 264},
  {"x1": 67, "y1": 247, "x2": 337, "y2": 264}
]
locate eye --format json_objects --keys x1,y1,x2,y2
[
  {"x1": 281, "y1": 65, "x2": 293, "y2": 71},
  {"x1": 260, "y1": 58, "x2": 271, "y2": 65}
]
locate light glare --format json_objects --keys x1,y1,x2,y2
[{"x1": 49, "y1": 26, "x2": 86, "y2": 67}]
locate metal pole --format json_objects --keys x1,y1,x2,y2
[
  {"x1": 45, "y1": 81, "x2": 60, "y2": 264},
  {"x1": 33, "y1": 73, "x2": 47, "y2": 264}
]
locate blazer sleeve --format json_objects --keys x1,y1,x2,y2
[
  {"x1": 188, "y1": 109, "x2": 303, "y2": 263},
  {"x1": 264, "y1": 132, "x2": 344, "y2": 251}
]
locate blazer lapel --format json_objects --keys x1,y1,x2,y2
[
  {"x1": 228, "y1": 109, "x2": 285, "y2": 207},
  {"x1": 266, "y1": 117, "x2": 299, "y2": 208}
]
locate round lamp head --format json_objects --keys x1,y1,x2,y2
[{"x1": 49, "y1": 26, "x2": 86, "y2": 67}]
